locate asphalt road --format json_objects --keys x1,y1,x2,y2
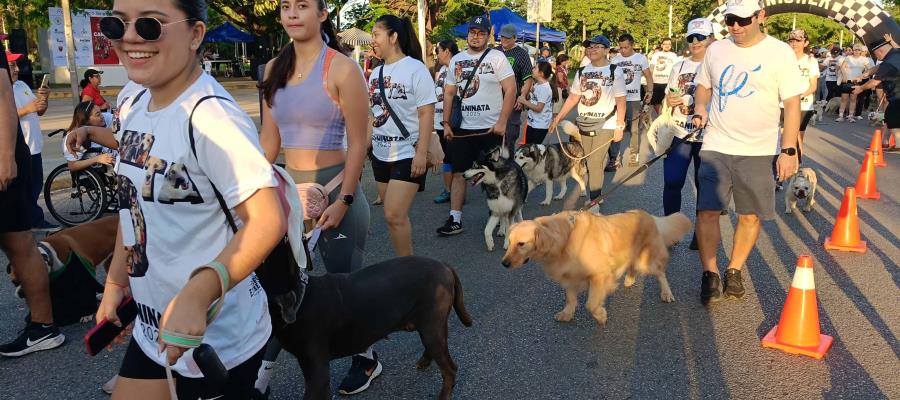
[{"x1": 1, "y1": 88, "x2": 898, "y2": 399}]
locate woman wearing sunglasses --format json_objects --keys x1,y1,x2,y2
[
  {"x1": 68, "y1": 0, "x2": 286, "y2": 398},
  {"x1": 662, "y1": 18, "x2": 714, "y2": 250}
]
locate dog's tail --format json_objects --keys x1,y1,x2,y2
[
  {"x1": 653, "y1": 213, "x2": 693, "y2": 247},
  {"x1": 559, "y1": 120, "x2": 581, "y2": 143},
  {"x1": 450, "y1": 267, "x2": 473, "y2": 327}
]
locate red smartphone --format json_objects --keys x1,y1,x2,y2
[{"x1": 84, "y1": 296, "x2": 138, "y2": 356}]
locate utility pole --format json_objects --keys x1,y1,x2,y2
[
  {"x1": 61, "y1": 0, "x2": 80, "y2": 107},
  {"x1": 417, "y1": 0, "x2": 426, "y2": 61},
  {"x1": 667, "y1": 0, "x2": 673, "y2": 38}
]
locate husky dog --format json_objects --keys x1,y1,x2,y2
[
  {"x1": 785, "y1": 167, "x2": 818, "y2": 214},
  {"x1": 824, "y1": 97, "x2": 841, "y2": 115},
  {"x1": 463, "y1": 146, "x2": 528, "y2": 251},
  {"x1": 811, "y1": 100, "x2": 827, "y2": 125},
  {"x1": 514, "y1": 124, "x2": 588, "y2": 207}
]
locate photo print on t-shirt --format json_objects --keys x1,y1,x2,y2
[
  {"x1": 435, "y1": 69, "x2": 447, "y2": 103},
  {"x1": 117, "y1": 175, "x2": 149, "y2": 277},
  {"x1": 579, "y1": 71, "x2": 612, "y2": 107},
  {"x1": 675, "y1": 72, "x2": 698, "y2": 116},
  {"x1": 157, "y1": 163, "x2": 204, "y2": 204},
  {"x1": 369, "y1": 76, "x2": 410, "y2": 129},
  {"x1": 142, "y1": 156, "x2": 167, "y2": 200},
  {"x1": 119, "y1": 130, "x2": 155, "y2": 167},
  {"x1": 455, "y1": 59, "x2": 497, "y2": 98}
]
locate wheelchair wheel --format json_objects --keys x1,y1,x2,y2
[{"x1": 43, "y1": 164, "x2": 108, "y2": 226}]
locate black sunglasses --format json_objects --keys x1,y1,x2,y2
[
  {"x1": 686, "y1": 34, "x2": 708, "y2": 44},
  {"x1": 724, "y1": 12, "x2": 758, "y2": 28},
  {"x1": 99, "y1": 16, "x2": 193, "y2": 41}
]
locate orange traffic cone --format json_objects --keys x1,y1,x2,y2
[
  {"x1": 824, "y1": 187, "x2": 867, "y2": 253},
  {"x1": 884, "y1": 131, "x2": 896, "y2": 150},
  {"x1": 869, "y1": 130, "x2": 887, "y2": 167},
  {"x1": 761, "y1": 255, "x2": 834, "y2": 359},
  {"x1": 855, "y1": 151, "x2": 880, "y2": 200},
  {"x1": 518, "y1": 122, "x2": 528, "y2": 146}
]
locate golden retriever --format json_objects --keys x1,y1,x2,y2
[{"x1": 501, "y1": 210, "x2": 691, "y2": 325}]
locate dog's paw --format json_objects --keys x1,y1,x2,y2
[
  {"x1": 803, "y1": 206, "x2": 812, "y2": 212},
  {"x1": 660, "y1": 290, "x2": 675, "y2": 303},
  {"x1": 785, "y1": 207, "x2": 793, "y2": 214},
  {"x1": 553, "y1": 194, "x2": 565, "y2": 200},
  {"x1": 416, "y1": 355, "x2": 432, "y2": 369},
  {"x1": 591, "y1": 308, "x2": 608, "y2": 325},
  {"x1": 554, "y1": 310, "x2": 574, "y2": 322},
  {"x1": 503, "y1": 238, "x2": 509, "y2": 250},
  {"x1": 486, "y1": 240, "x2": 495, "y2": 252},
  {"x1": 623, "y1": 274, "x2": 636, "y2": 288},
  {"x1": 540, "y1": 200, "x2": 551, "y2": 206}
]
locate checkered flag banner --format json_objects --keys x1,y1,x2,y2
[{"x1": 708, "y1": 0, "x2": 900, "y2": 49}]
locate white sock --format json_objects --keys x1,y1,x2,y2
[
  {"x1": 254, "y1": 361, "x2": 277, "y2": 392},
  {"x1": 359, "y1": 346, "x2": 375, "y2": 360},
  {"x1": 450, "y1": 210, "x2": 462, "y2": 223}
]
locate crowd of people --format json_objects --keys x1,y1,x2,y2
[{"x1": 0, "y1": 0, "x2": 898, "y2": 398}]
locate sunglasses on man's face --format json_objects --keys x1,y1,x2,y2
[
  {"x1": 99, "y1": 16, "x2": 192, "y2": 41},
  {"x1": 686, "y1": 34, "x2": 708, "y2": 44},
  {"x1": 724, "y1": 13, "x2": 758, "y2": 28}
]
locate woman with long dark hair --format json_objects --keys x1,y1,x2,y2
[
  {"x1": 62, "y1": 101, "x2": 117, "y2": 172},
  {"x1": 432, "y1": 39, "x2": 459, "y2": 204},
  {"x1": 67, "y1": 0, "x2": 287, "y2": 398},
  {"x1": 367, "y1": 14, "x2": 435, "y2": 256},
  {"x1": 256, "y1": 0, "x2": 375, "y2": 395}
]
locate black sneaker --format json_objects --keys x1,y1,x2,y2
[
  {"x1": 337, "y1": 352, "x2": 382, "y2": 395},
  {"x1": 0, "y1": 322, "x2": 65, "y2": 357},
  {"x1": 700, "y1": 271, "x2": 723, "y2": 305},
  {"x1": 436, "y1": 217, "x2": 463, "y2": 236},
  {"x1": 604, "y1": 157, "x2": 621, "y2": 172},
  {"x1": 723, "y1": 268, "x2": 746, "y2": 299}
]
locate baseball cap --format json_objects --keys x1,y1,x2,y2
[
  {"x1": 84, "y1": 68, "x2": 104, "y2": 79},
  {"x1": 583, "y1": 35, "x2": 611, "y2": 48},
  {"x1": 788, "y1": 29, "x2": 808, "y2": 42},
  {"x1": 500, "y1": 24, "x2": 517, "y2": 39},
  {"x1": 869, "y1": 38, "x2": 891, "y2": 51},
  {"x1": 724, "y1": 0, "x2": 763, "y2": 18},
  {"x1": 686, "y1": 18, "x2": 714, "y2": 37},
  {"x1": 5, "y1": 51, "x2": 23, "y2": 63},
  {"x1": 468, "y1": 15, "x2": 491, "y2": 33}
]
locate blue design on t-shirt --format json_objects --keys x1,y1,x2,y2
[{"x1": 716, "y1": 64, "x2": 761, "y2": 112}]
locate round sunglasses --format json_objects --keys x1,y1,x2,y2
[{"x1": 99, "y1": 16, "x2": 193, "y2": 41}]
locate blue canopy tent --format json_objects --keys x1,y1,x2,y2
[
  {"x1": 204, "y1": 22, "x2": 254, "y2": 43},
  {"x1": 203, "y1": 23, "x2": 254, "y2": 77},
  {"x1": 451, "y1": 8, "x2": 566, "y2": 43}
]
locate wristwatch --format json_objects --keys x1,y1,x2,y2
[
  {"x1": 340, "y1": 194, "x2": 354, "y2": 206},
  {"x1": 781, "y1": 147, "x2": 797, "y2": 156}
]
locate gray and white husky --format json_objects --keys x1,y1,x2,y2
[
  {"x1": 463, "y1": 146, "x2": 528, "y2": 252},
  {"x1": 514, "y1": 124, "x2": 588, "y2": 207}
]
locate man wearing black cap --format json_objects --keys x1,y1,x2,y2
[
  {"x1": 80, "y1": 68, "x2": 110, "y2": 111},
  {"x1": 498, "y1": 23, "x2": 534, "y2": 154},
  {"x1": 852, "y1": 37, "x2": 899, "y2": 152},
  {"x1": 0, "y1": 39, "x2": 65, "y2": 358},
  {"x1": 437, "y1": 14, "x2": 516, "y2": 236}
]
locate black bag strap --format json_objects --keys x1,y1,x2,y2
[
  {"x1": 575, "y1": 64, "x2": 618, "y2": 125},
  {"x1": 460, "y1": 49, "x2": 492, "y2": 99},
  {"x1": 188, "y1": 95, "x2": 238, "y2": 234},
  {"x1": 130, "y1": 89, "x2": 148, "y2": 108},
  {"x1": 378, "y1": 66, "x2": 411, "y2": 139}
]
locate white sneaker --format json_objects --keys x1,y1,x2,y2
[
  {"x1": 855, "y1": 116, "x2": 864, "y2": 121},
  {"x1": 835, "y1": 117, "x2": 844, "y2": 122},
  {"x1": 848, "y1": 118, "x2": 856, "y2": 123}
]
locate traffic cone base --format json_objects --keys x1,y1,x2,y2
[
  {"x1": 856, "y1": 192, "x2": 881, "y2": 200},
  {"x1": 762, "y1": 325, "x2": 834, "y2": 360},
  {"x1": 824, "y1": 237, "x2": 867, "y2": 252}
]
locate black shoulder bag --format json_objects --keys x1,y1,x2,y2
[
  {"x1": 188, "y1": 96, "x2": 308, "y2": 327},
  {"x1": 450, "y1": 49, "x2": 492, "y2": 131}
]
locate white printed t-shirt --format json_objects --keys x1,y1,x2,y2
[
  {"x1": 842, "y1": 55, "x2": 872, "y2": 80},
  {"x1": 12, "y1": 80, "x2": 42, "y2": 155},
  {"x1": 781, "y1": 54, "x2": 820, "y2": 111},
  {"x1": 368, "y1": 56, "x2": 437, "y2": 162},
  {"x1": 570, "y1": 63, "x2": 627, "y2": 130},
  {"x1": 434, "y1": 65, "x2": 449, "y2": 131},
  {"x1": 447, "y1": 49, "x2": 514, "y2": 132},
  {"x1": 696, "y1": 36, "x2": 807, "y2": 156},
  {"x1": 115, "y1": 73, "x2": 274, "y2": 377},
  {"x1": 611, "y1": 53, "x2": 650, "y2": 101},
  {"x1": 665, "y1": 58, "x2": 703, "y2": 140},
  {"x1": 823, "y1": 56, "x2": 839, "y2": 81},
  {"x1": 650, "y1": 51, "x2": 678, "y2": 83},
  {"x1": 527, "y1": 81, "x2": 553, "y2": 129}
]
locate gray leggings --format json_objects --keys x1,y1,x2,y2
[
  {"x1": 580, "y1": 130, "x2": 615, "y2": 200},
  {"x1": 286, "y1": 163, "x2": 370, "y2": 274}
]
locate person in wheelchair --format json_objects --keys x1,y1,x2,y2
[{"x1": 62, "y1": 101, "x2": 117, "y2": 174}]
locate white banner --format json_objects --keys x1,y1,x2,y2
[
  {"x1": 527, "y1": 0, "x2": 552, "y2": 23},
  {"x1": 48, "y1": 7, "x2": 116, "y2": 67}
]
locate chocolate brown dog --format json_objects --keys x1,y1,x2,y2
[{"x1": 263, "y1": 256, "x2": 472, "y2": 400}]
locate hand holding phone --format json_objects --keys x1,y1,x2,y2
[
  {"x1": 40, "y1": 74, "x2": 50, "y2": 89},
  {"x1": 85, "y1": 296, "x2": 138, "y2": 356}
]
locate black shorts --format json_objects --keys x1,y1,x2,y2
[
  {"x1": 0, "y1": 130, "x2": 33, "y2": 233},
  {"x1": 650, "y1": 83, "x2": 667, "y2": 105},
  {"x1": 118, "y1": 338, "x2": 264, "y2": 399},
  {"x1": 781, "y1": 109, "x2": 816, "y2": 132},
  {"x1": 887, "y1": 101, "x2": 900, "y2": 129},
  {"x1": 447, "y1": 130, "x2": 502, "y2": 173},
  {"x1": 371, "y1": 156, "x2": 426, "y2": 190},
  {"x1": 437, "y1": 129, "x2": 449, "y2": 154}
]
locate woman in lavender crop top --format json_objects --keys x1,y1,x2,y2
[{"x1": 256, "y1": 0, "x2": 378, "y2": 396}]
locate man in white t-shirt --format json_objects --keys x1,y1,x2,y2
[
  {"x1": 8, "y1": 56, "x2": 57, "y2": 231},
  {"x1": 437, "y1": 15, "x2": 516, "y2": 236},
  {"x1": 610, "y1": 33, "x2": 653, "y2": 168},
  {"x1": 692, "y1": 0, "x2": 804, "y2": 305},
  {"x1": 649, "y1": 38, "x2": 678, "y2": 114}
]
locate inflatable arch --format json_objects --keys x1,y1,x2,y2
[{"x1": 707, "y1": 0, "x2": 900, "y2": 49}]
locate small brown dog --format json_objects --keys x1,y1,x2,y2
[{"x1": 501, "y1": 211, "x2": 691, "y2": 325}]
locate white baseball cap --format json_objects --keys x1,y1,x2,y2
[
  {"x1": 724, "y1": 0, "x2": 763, "y2": 18},
  {"x1": 686, "y1": 18, "x2": 715, "y2": 37}
]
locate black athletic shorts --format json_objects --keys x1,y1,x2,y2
[
  {"x1": 887, "y1": 101, "x2": 899, "y2": 129},
  {"x1": 118, "y1": 338, "x2": 264, "y2": 399},
  {"x1": 650, "y1": 83, "x2": 668, "y2": 105},
  {"x1": 447, "y1": 130, "x2": 502, "y2": 173},
  {"x1": 371, "y1": 156, "x2": 426, "y2": 190},
  {"x1": 0, "y1": 129, "x2": 33, "y2": 233}
]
